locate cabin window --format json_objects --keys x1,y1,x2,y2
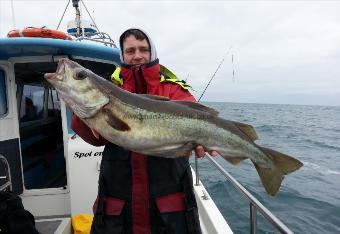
[
  {"x1": 20, "y1": 85, "x2": 43, "y2": 122},
  {"x1": 0, "y1": 70, "x2": 7, "y2": 117},
  {"x1": 18, "y1": 84, "x2": 64, "y2": 190},
  {"x1": 19, "y1": 85, "x2": 60, "y2": 122}
]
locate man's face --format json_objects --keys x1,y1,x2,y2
[{"x1": 123, "y1": 35, "x2": 151, "y2": 66}]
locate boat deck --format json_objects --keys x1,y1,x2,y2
[
  {"x1": 35, "y1": 218, "x2": 71, "y2": 234},
  {"x1": 33, "y1": 169, "x2": 232, "y2": 234}
]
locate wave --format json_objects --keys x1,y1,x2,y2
[
  {"x1": 302, "y1": 161, "x2": 340, "y2": 176},
  {"x1": 303, "y1": 139, "x2": 340, "y2": 151},
  {"x1": 257, "y1": 124, "x2": 291, "y2": 130},
  {"x1": 203, "y1": 102, "x2": 340, "y2": 233},
  {"x1": 326, "y1": 170, "x2": 340, "y2": 176}
]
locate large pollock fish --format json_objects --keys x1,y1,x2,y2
[{"x1": 45, "y1": 58, "x2": 303, "y2": 196}]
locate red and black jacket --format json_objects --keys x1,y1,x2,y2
[{"x1": 72, "y1": 60, "x2": 201, "y2": 234}]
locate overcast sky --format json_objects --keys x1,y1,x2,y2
[{"x1": 0, "y1": 1, "x2": 339, "y2": 106}]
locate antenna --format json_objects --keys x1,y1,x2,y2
[
  {"x1": 78, "y1": 0, "x2": 117, "y2": 47},
  {"x1": 72, "y1": 0, "x2": 82, "y2": 37},
  {"x1": 56, "y1": 0, "x2": 116, "y2": 47},
  {"x1": 10, "y1": 0, "x2": 16, "y2": 29},
  {"x1": 80, "y1": 0, "x2": 103, "y2": 38},
  {"x1": 198, "y1": 46, "x2": 233, "y2": 102}
]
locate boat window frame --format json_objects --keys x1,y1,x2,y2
[{"x1": 0, "y1": 68, "x2": 8, "y2": 118}]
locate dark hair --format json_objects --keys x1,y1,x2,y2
[{"x1": 119, "y1": 29, "x2": 150, "y2": 50}]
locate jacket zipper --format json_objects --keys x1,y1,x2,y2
[
  {"x1": 138, "y1": 66, "x2": 146, "y2": 94},
  {"x1": 132, "y1": 67, "x2": 139, "y2": 93}
]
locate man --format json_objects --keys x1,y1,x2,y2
[{"x1": 72, "y1": 28, "x2": 216, "y2": 234}]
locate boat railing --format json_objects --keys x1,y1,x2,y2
[
  {"x1": 75, "y1": 32, "x2": 117, "y2": 48},
  {"x1": 197, "y1": 155, "x2": 293, "y2": 234},
  {"x1": 0, "y1": 154, "x2": 12, "y2": 192}
]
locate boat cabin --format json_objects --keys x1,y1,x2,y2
[{"x1": 0, "y1": 37, "x2": 120, "y2": 216}]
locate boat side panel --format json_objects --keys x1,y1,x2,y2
[
  {"x1": 0, "y1": 62, "x2": 23, "y2": 194},
  {"x1": 0, "y1": 138, "x2": 23, "y2": 194},
  {"x1": 191, "y1": 169, "x2": 233, "y2": 234}
]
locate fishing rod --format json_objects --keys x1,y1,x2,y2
[
  {"x1": 195, "y1": 46, "x2": 233, "y2": 186},
  {"x1": 197, "y1": 46, "x2": 233, "y2": 102}
]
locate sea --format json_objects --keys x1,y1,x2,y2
[{"x1": 191, "y1": 102, "x2": 340, "y2": 234}]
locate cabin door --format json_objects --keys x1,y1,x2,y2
[{"x1": 13, "y1": 60, "x2": 67, "y2": 192}]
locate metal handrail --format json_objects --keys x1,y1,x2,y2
[
  {"x1": 75, "y1": 35, "x2": 117, "y2": 48},
  {"x1": 205, "y1": 155, "x2": 293, "y2": 234},
  {"x1": 0, "y1": 154, "x2": 12, "y2": 191}
]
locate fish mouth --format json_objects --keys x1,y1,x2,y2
[
  {"x1": 44, "y1": 58, "x2": 67, "y2": 81},
  {"x1": 44, "y1": 72, "x2": 58, "y2": 80},
  {"x1": 44, "y1": 58, "x2": 79, "y2": 81}
]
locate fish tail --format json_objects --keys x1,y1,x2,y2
[{"x1": 253, "y1": 147, "x2": 303, "y2": 196}]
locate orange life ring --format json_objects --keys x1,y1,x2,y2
[{"x1": 7, "y1": 27, "x2": 73, "y2": 40}]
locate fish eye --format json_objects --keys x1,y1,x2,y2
[{"x1": 75, "y1": 69, "x2": 88, "y2": 80}]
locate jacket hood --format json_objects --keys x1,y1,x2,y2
[{"x1": 119, "y1": 28, "x2": 158, "y2": 64}]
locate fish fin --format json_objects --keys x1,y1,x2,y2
[
  {"x1": 103, "y1": 108, "x2": 130, "y2": 131},
  {"x1": 174, "y1": 101, "x2": 219, "y2": 116},
  {"x1": 232, "y1": 121, "x2": 258, "y2": 141},
  {"x1": 139, "y1": 94, "x2": 218, "y2": 116},
  {"x1": 223, "y1": 157, "x2": 247, "y2": 165},
  {"x1": 139, "y1": 94, "x2": 171, "y2": 101},
  {"x1": 253, "y1": 147, "x2": 303, "y2": 196}
]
